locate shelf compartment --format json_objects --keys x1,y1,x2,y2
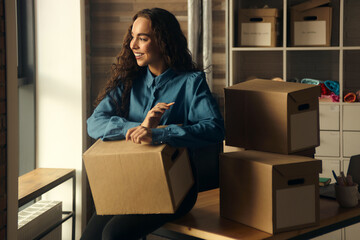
[
  {"x1": 287, "y1": 0, "x2": 340, "y2": 47},
  {"x1": 344, "y1": 0, "x2": 360, "y2": 46},
  {"x1": 286, "y1": 50, "x2": 339, "y2": 82},
  {"x1": 343, "y1": 50, "x2": 360, "y2": 101},
  {"x1": 231, "y1": 0, "x2": 284, "y2": 48},
  {"x1": 231, "y1": 51, "x2": 283, "y2": 84}
]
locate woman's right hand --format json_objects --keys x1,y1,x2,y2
[{"x1": 141, "y1": 102, "x2": 174, "y2": 129}]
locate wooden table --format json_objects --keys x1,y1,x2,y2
[
  {"x1": 155, "y1": 188, "x2": 360, "y2": 240},
  {"x1": 18, "y1": 168, "x2": 76, "y2": 240}
]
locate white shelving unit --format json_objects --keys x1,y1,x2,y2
[{"x1": 226, "y1": 0, "x2": 360, "y2": 239}]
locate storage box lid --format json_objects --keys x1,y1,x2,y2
[
  {"x1": 225, "y1": 79, "x2": 320, "y2": 102},
  {"x1": 224, "y1": 150, "x2": 322, "y2": 176},
  {"x1": 289, "y1": 86, "x2": 321, "y2": 102},
  {"x1": 83, "y1": 139, "x2": 171, "y2": 156},
  {"x1": 239, "y1": 8, "x2": 279, "y2": 17},
  {"x1": 274, "y1": 160, "x2": 322, "y2": 177},
  {"x1": 291, "y1": 0, "x2": 331, "y2": 12}
]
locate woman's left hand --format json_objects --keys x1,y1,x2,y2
[{"x1": 125, "y1": 125, "x2": 152, "y2": 144}]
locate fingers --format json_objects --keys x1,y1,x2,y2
[
  {"x1": 149, "y1": 102, "x2": 175, "y2": 117},
  {"x1": 131, "y1": 127, "x2": 145, "y2": 143},
  {"x1": 126, "y1": 126, "x2": 152, "y2": 144},
  {"x1": 153, "y1": 102, "x2": 175, "y2": 112},
  {"x1": 125, "y1": 127, "x2": 136, "y2": 141},
  {"x1": 142, "y1": 102, "x2": 175, "y2": 129}
]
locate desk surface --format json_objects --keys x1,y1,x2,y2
[
  {"x1": 163, "y1": 189, "x2": 360, "y2": 240},
  {"x1": 18, "y1": 168, "x2": 75, "y2": 207}
]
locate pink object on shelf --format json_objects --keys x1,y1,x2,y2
[
  {"x1": 330, "y1": 92, "x2": 339, "y2": 102},
  {"x1": 319, "y1": 95, "x2": 333, "y2": 102}
]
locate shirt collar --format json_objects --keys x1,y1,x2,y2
[{"x1": 145, "y1": 67, "x2": 176, "y2": 89}]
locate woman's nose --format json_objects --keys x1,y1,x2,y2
[{"x1": 130, "y1": 38, "x2": 138, "y2": 49}]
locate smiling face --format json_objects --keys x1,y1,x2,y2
[{"x1": 130, "y1": 17, "x2": 166, "y2": 76}]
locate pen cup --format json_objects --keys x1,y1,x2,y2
[{"x1": 335, "y1": 183, "x2": 360, "y2": 208}]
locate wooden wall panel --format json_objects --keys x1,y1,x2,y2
[
  {"x1": 0, "y1": 0, "x2": 7, "y2": 238},
  {"x1": 212, "y1": 0, "x2": 226, "y2": 111}
]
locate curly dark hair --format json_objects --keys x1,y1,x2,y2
[{"x1": 95, "y1": 8, "x2": 199, "y2": 118}]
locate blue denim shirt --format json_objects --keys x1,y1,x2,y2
[{"x1": 87, "y1": 67, "x2": 225, "y2": 148}]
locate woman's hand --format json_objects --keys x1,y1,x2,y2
[
  {"x1": 141, "y1": 102, "x2": 174, "y2": 128},
  {"x1": 126, "y1": 125, "x2": 152, "y2": 144}
]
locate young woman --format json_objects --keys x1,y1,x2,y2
[{"x1": 82, "y1": 8, "x2": 224, "y2": 240}]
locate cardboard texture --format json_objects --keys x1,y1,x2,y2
[
  {"x1": 83, "y1": 139, "x2": 194, "y2": 215},
  {"x1": 220, "y1": 150, "x2": 322, "y2": 234},
  {"x1": 291, "y1": 0, "x2": 332, "y2": 46},
  {"x1": 224, "y1": 79, "x2": 321, "y2": 154},
  {"x1": 237, "y1": 8, "x2": 279, "y2": 47},
  {"x1": 223, "y1": 141, "x2": 245, "y2": 153}
]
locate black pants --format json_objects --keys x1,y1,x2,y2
[{"x1": 80, "y1": 183, "x2": 198, "y2": 240}]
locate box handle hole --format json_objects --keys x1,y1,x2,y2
[
  {"x1": 298, "y1": 103, "x2": 310, "y2": 111},
  {"x1": 288, "y1": 178, "x2": 305, "y2": 185},
  {"x1": 171, "y1": 149, "x2": 179, "y2": 161},
  {"x1": 250, "y1": 17, "x2": 263, "y2": 22},
  {"x1": 303, "y1": 16, "x2": 317, "y2": 21}
]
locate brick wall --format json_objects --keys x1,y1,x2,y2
[{"x1": 0, "y1": 0, "x2": 6, "y2": 238}]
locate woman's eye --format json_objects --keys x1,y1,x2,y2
[{"x1": 139, "y1": 37, "x2": 147, "y2": 41}]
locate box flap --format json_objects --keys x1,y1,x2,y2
[
  {"x1": 83, "y1": 139, "x2": 166, "y2": 157},
  {"x1": 291, "y1": 0, "x2": 331, "y2": 12},
  {"x1": 288, "y1": 85, "x2": 321, "y2": 103},
  {"x1": 161, "y1": 145, "x2": 183, "y2": 170},
  {"x1": 274, "y1": 160, "x2": 322, "y2": 177},
  {"x1": 239, "y1": 8, "x2": 279, "y2": 18},
  {"x1": 224, "y1": 150, "x2": 319, "y2": 166},
  {"x1": 226, "y1": 79, "x2": 319, "y2": 95}
]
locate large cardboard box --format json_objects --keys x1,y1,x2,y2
[
  {"x1": 291, "y1": 0, "x2": 332, "y2": 46},
  {"x1": 83, "y1": 139, "x2": 194, "y2": 215},
  {"x1": 224, "y1": 79, "x2": 321, "y2": 154},
  {"x1": 220, "y1": 150, "x2": 322, "y2": 234},
  {"x1": 237, "y1": 8, "x2": 279, "y2": 47}
]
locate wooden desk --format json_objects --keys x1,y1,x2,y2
[
  {"x1": 18, "y1": 168, "x2": 76, "y2": 240},
  {"x1": 157, "y1": 188, "x2": 360, "y2": 240}
]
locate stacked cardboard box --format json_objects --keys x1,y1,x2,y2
[
  {"x1": 291, "y1": 0, "x2": 332, "y2": 46},
  {"x1": 221, "y1": 79, "x2": 322, "y2": 234},
  {"x1": 224, "y1": 79, "x2": 321, "y2": 154},
  {"x1": 237, "y1": 8, "x2": 279, "y2": 47}
]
